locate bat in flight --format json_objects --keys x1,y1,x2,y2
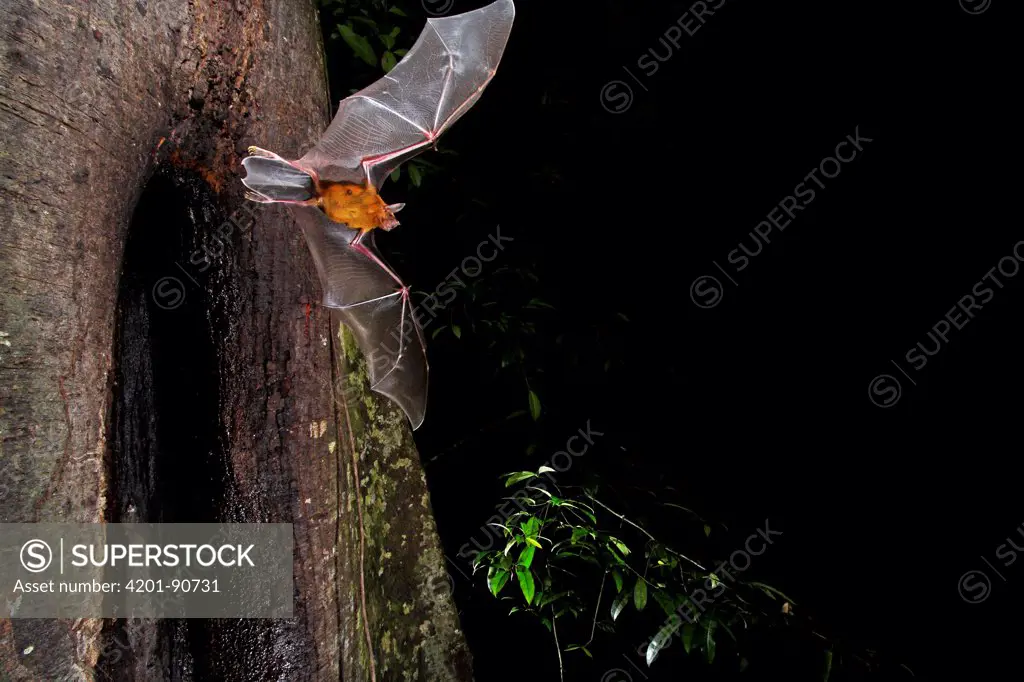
[{"x1": 239, "y1": 0, "x2": 515, "y2": 430}]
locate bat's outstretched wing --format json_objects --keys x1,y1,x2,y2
[
  {"x1": 291, "y1": 207, "x2": 428, "y2": 429},
  {"x1": 298, "y1": 0, "x2": 515, "y2": 188}
]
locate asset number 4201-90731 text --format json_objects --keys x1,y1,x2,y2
[{"x1": 126, "y1": 579, "x2": 221, "y2": 592}]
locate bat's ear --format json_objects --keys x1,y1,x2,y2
[{"x1": 379, "y1": 203, "x2": 404, "y2": 231}]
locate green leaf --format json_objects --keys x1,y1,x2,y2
[
  {"x1": 525, "y1": 537, "x2": 542, "y2": 549},
  {"x1": 517, "y1": 569, "x2": 535, "y2": 604},
  {"x1": 610, "y1": 588, "x2": 630, "y2": 621},
  {"x1": 349, "y1": 16, "x2": 377, "y2": 29},
  {"x1": 517, "y1": 544, "x2": 536, "y2": 569},
  {"x1": 605, "y1": 545, "x2": 628, "y2": 565},
  {"x1": 393, "y1": 48, "x2": 408, "y2": 55},
  {"x1": 651, "y1": 589, "x2": 676, "y2": 617},
  {"x1": 338, "y1": 25, "x2": 377, "y2": 66},
  {"x1": 609, "y1": 537, "x2": 630, "y2": 556},
  {"x1": 822, "y1": 649, "x2": 833, "y2": 682},
  {"x1": 388, "y1": 6, "x2": 407, "y2": 16},
  {"x1": 488, "y1": 568, "x2": 509, "y2": 597},
  {"x1": 390, "y1": 167, "x2": 401, "y2": 182},
  {"x1": 646, "y1": 625, "x2": 674, "y2": 666},
  {"x1": 527, "y1": 486, "x2": 552, "y2": 499},
  {"x1": 749, "y1": 582, "x2": 798, "y2": 604},
  {"x1": 681, "y1": 622, "x2": 695, "y2": 653},
  {"x1": 537, "y1": 465, "x2": 555, "y2": 474},
  {"x1": 704, "y1": 524, "x2": 712, "y2": 537},
  {"x1": 408, "y1": 163, "x2": 422, "y2": 187},
  {"x1": 486, "y1": 523, "x2": 511, "y2": 536},
  {"x1": 528, "y1": 390, "x2": 541, "y2": 421},
  {"x1": 611, "y1": 569, "x2": 624, "y2": 593},
  {"x1": 381, "y1": 50, "x2": 397, "y2": 72},
  {"x1": 703, "y1": 620, "x2": 717, "y2": 664},
  {"x1": 633, "y1": 579, "x2": 648, "y2": 611},
  {"x1": 452, "y1": 324, "x2": 461, "y2": 338},
  {"x1": 504, "y1": 471, "x2": 536, "y2": 487},
  {"x1": 503, "y1": 539, "x2": 516, "y2": 556},
  {"x1": 539, "y1": 590, "x2": 568, "y2": 608},
  {"x1": 526, "y1": 298, "x2": 555, "y2": 309}
]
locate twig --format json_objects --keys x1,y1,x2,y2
[
  {"x1": 584, "y1": 493, "x2": 707, "y2": 572},
  {"x1": 583, "y1": 572, "x2": 606, "y2": 648},
  {"x1": 617, "y1": 560, "x2": 662, "y2": 587},
  {"x1": 551, "y1": 608, "x2": 565, "y2": 682}
]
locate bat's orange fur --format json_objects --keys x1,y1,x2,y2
[{"x1": 318, "y1": 181, "x2": 399, "y2": 233}]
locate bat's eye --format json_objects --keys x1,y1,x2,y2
[{"x1": 345, "y1": 188, "x2": 353, "y2": 196}]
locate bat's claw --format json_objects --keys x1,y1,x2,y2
[
  {"x1": 245, "y1": 146, "x2": 289, "y2": 163},
  {"x1": 244, "y1": 190, "x2": 275, "y2": 203}
]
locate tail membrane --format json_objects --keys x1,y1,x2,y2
[{"x1": 241, "y1": 156, "x2": 315, "y2": 202}]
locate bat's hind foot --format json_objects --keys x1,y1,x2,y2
[
  {"x1": 246, "y1": 146, "x2": 289, "y2": 162},
  {"x1": 244, "y1": 190, "x2": 276, "y2": 203}
]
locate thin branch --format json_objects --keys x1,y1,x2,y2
[
  {"x1": 617, "y1": 559, "x2": 661, "y2": 587},
  {"x1": 583, "y1": 572, "x2": 607, "y2": 648},
  {"x1": 562, "y1": 505, "x2": 593, "y2": 527},
  {"x1": 584, "y1": 492, "x2": 707, "y2": 572},
  {"x1": 551, "y1": 608, "x2": 565, "y2": 682}
]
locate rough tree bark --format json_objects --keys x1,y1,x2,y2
[{"x1": 0, "y1": 0, "x2": 471, "y2": 680}]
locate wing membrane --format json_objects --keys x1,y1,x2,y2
[
  {"x1": 291, "y1": 207, "x2": 428, "y2": 429},
  {"x1": 240, "y1": 156, "x2": 316, "y2": 202},
  {"x1": 298, "y1": 0, "x2": 515, "y2": 188}
]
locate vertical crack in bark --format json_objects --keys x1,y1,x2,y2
[{"x1": 100, "y1": 168, "x2": 234, "y2": 679}]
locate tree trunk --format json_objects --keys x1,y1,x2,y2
[{"x1": 0, "y1": 0, "x2": 471, "y2": 680}]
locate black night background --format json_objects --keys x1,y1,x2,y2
[{"x1": 363, "y1": 1, "x2": 1019, "y2": 680}]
